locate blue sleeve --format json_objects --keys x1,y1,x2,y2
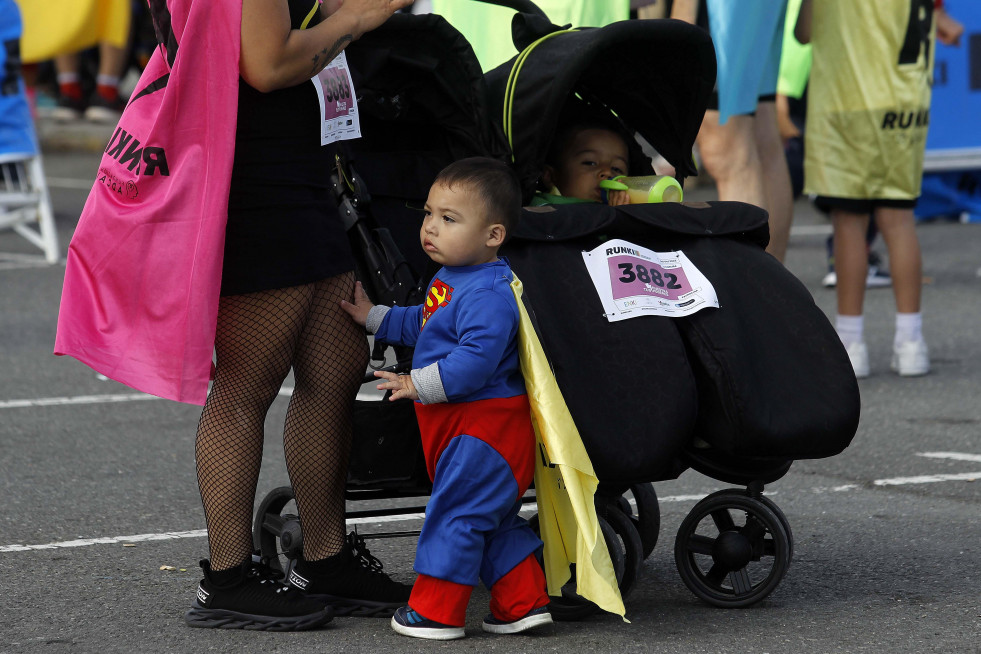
[
  {"x1": 375, "y1": 305, "x2": 423, "y2": 347},
  {"x1": 438, "y1": 289, "x2": 517, "y2": 400}
]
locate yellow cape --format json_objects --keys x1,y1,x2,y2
[{"x1": 510, "y1": 275, "x2": 627, "y2": 620}]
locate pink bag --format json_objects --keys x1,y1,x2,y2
[{"x1": 54, "y1": 0, "x2": 241, "y2": 405}]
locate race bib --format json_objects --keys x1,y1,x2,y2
[
  {"x1": 582, "y1": 239, "x2": 719, "y2": 321},
  {"x1": 311, "y1": 51, "x2": 362, "y2": 146}
]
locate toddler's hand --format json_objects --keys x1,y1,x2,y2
[
  {"x1": 339, "y1": 281, "x2": 374, "y2": 326},
  {"x1": 607, "y1": 189, "x2": 630, "y2": 206},
  {"x1": 374, "y1": 370, "x2": 419, "y2": 401}
]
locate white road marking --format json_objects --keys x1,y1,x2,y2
[
  {"x1": 918, "y1": 451, "x2": 981, "y2": 463},
  {"x1": 0, "y1": 388, "x2": 380, "y2": 409},
  {"x1": 874, "y1": 472, "x2": 980, "y2": 486},
  {"x1": 0, "y1": 393, "x2": 162, "y2": 409}
]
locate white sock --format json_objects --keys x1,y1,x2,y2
[
  {"x1": 56, "y1": 72, "x2": 80, "y2": 85},
  {"x1": 836, "y1": 314, "x2": 864, "y2": 348},
  {"x1": 96, "y1": 74, "x2": 120, "y2": 88},
  {"x1": 895, "y1": 312, "x2": 923, "y2": 347}
]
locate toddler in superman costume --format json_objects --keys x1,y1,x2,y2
[{"x1": 341, "y1": 157, "x2": 551, "y2": 640}]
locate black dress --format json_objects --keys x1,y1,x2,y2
[{"x1": 220, "y1": 0, "x2": 355, "y2": 296}]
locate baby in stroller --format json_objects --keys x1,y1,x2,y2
[
  {"x1": 535, "y1": 104, "x2": 632, "y2": 206},
  {"x1": 341, "y1": 157, "x2": 552, "y2": 640}
]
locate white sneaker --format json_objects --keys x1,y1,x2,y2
[
  {"x1": 845, "y1": 341, "x2": 870, "y2": 378},
  {"x1": 821, "y1": 268, "x2": 891, "y2": 289},
  {"x1": 865, "y1": 264, "x2": 892, "y2": 288},
  {"x1": 891, "y1": 340, "x2": 930, "y2": 376}
]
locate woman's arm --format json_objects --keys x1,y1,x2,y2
[{"x1": 240, "y1": 0, "x2": 412, "y2": 92}]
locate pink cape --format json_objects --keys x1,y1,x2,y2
[{"x1": 54, "y1": 0, "x2": 241, "y2": 405}]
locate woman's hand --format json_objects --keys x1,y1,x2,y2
[
  {"x1": 374, "y1": 370, "x2": 419, "y2": 401},
  {"x1": 339, "y1": 281, "x2": 374, "y2": 326},
  {"x1": 333, "y1": 0, "x2": 413, "y2": 35},
  {"x1": 241, "y1": 0, "x2": 413, "y2": 92}
]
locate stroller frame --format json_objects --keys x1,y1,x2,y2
[{"x1": 253, "y1": 0, "x2": 858, "y2": 616}]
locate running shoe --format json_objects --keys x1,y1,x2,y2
[
  {"x1": 891, "y1": 339, "x2": 930, "y2": 377},
  {"x1": 846, "y1": 341, "x2": 870, "y2": 379},
  {"x1": 482, "y1": 606, "x2": 553, "y2": 634},
  {"x1": 185, "y1": 556, "x2": 333, "y2": 631},
  {"x1": 391, "y1": 606, "x2": 465, "y2": 640},
  {"x1": 287, "y1": 531, "x2": 412, "y2": 617}
]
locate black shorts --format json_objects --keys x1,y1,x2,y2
[{"x1": 814, "y1": 196, "x2": 918, "y2": 214}]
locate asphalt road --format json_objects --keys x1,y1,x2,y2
[{"x1": 2, "y1": 147, "x2": 980, "y2": 654}]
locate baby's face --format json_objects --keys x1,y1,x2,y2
[
  {"x1": 420, "y1": 182, "x2": 500, "y2": 268},
  {"x1": 548, "y1": 128, "x2": 629, "y2": 202}
]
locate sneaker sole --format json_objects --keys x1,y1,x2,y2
[
  {"x1": 84, "y1": 106, "x2": 122, "y2": 123},
  {"x1": 482, "y1": 612, "x2": 554, "y2": 634},
  {"x1": 391, "y1": 616, "x2": 465, "y2": 640},
  {"x1": 304, "y1": 593, "x2": 404, "y2": 618},
  {"x1": 50, "y1": 107, "x2": 83, "y2": 122},
  {"x1": 891, "y1": 361, "x2": 930, "y2": 377},
  {"x1": 184, "y1": 605, "x2": 333, "y2": 631}
]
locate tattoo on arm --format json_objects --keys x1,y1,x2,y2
[{"x1": 308, "y1": 35, "x2": 353, "y2": 76}]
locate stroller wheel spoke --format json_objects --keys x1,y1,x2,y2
[
  {"x1": 710, "y1": 508, "x2": 735, "y2": 532},
  {"x1": 728, "y1": 568, "x2": 753, "y2": 595},
  {"x1": 687, "y1": 534, "x2": 715, "y2": 556},
  {"x1": 705, "y1": 563, "x2": 727, "y2": 586}
]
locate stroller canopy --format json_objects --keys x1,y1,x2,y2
[{"x1": 486, "y1": 15, "x2": 716, "y2": 201}]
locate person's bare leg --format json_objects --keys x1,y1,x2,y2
[
  {"x1": 755, "y1": 101, "x2": 794, "y2": 262},
  {"x1": 52, "y1": 54, "x2": 83, "y2": 120},
  {"x1": 96, "y1": 41, "x2": 128, "y2": 80},
  {"x1": 696, "y1": 110, "x2": 766, "y2": 207},
  {"x1": 832, "y1": 209, "x2": 871, "y2": 317},
  {"x1": 873, "y1": 207, "x2": 921, "y2": 314}
]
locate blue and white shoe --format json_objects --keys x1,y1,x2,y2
[
  {"x1": 391, "y1": 606, "x2": 465, "y2": 640},
  {"x1": 481, "y1": 606, "x2": 553, "y2": 634}
]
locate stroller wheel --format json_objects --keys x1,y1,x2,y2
[
  {"x1": 674, "y1": 492, "x2": 791, "y2": 608},
  {"x1": 529, "y1": 506, "x2": 642, "y2": 621},
  {"x1": 613, "y1": 483, "x2": 660, "y2": 560},
  {"x1": 252, "y1": 486, "x2": 303, "y2": 575},
  {"x1": 697, "y1": 488, "x2": 794, "y2": 563}
]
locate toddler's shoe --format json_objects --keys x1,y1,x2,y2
[
  {"x1": 184, "y1": 556, "x2": 333, "y2": 631},
  {"x1": 482, "y1": 605, "x2": 553, "y2": 634},
  {"x1": 845, "y1": 341, "x2": 870, "y2": 379},
  {"x1": 287, "y1": 531, "x2": 411, "y2": 617},
  {"x1": 391, "y1": 606, "x2": 465, "y2": 640},
  {"x1": 891, "y1": 339, "x2": 930, "y2": 377}
]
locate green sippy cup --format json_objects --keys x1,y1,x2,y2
[{"x1": 599, "y1": 175, "x2": 684, "y2": 204}]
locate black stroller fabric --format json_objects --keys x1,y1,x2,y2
[
  {"x1": 504, "y1": 201, "x2": 861, "y2": 483},
  {"x1": 343, "y1": 12, "x2": 510, "y2": 276},
  {"x1": 505, "y1": 205, "x2": 698, "y2": 484}
]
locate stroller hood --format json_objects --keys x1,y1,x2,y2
[{"x1": 486, "y1": 17, "x2": 716, "y2": 200}]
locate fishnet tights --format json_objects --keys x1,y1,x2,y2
[{"x1": 195, "y1": 273, "x2": 368, "y2": 571}]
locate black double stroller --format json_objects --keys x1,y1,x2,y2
[{"x1": 252, "y1": 1, "x2": 861, "y2": 617}]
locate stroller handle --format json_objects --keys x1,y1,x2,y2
[{"x1": 467, "y1": 0, "x2": 548, "y2": 20}]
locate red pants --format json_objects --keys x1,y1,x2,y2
[{"x1": 409, "y1": 554, "x2": 549, "y2": 627}]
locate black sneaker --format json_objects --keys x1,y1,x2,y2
[
  {"x1": 51, "y1": 95, "x2": 86, "y2": 122},
  {"x1": 84, "y1": 92, "x2": 126, "y2": 124},
  {"x1": 184, "y1": 556, "x2": 333, "y2": 631},
  {"x1": 482, "y1": 605, "x2": 553, "y2": 635},
  {"x1": 287, "y1": 531, "x2": 412, "y2": 617},
  {"x1": 391, "y1": 606, "x2": 465, "y2": 640}
]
